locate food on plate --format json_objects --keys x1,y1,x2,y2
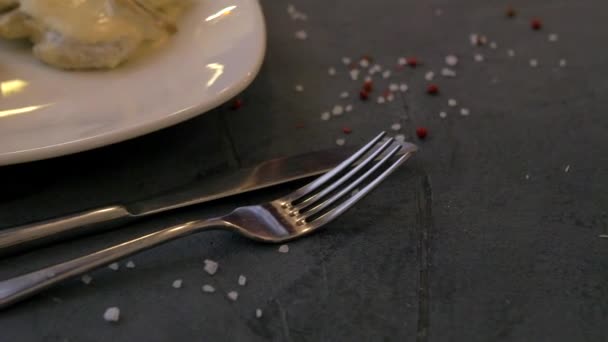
[{"x1": 0, "y1": 0, "x2": 188, "y2": 70}]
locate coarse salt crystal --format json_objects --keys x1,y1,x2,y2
[
  {"x1": 441, "y1": 68, "x2": 456, "y2": 77},
  {"x1": 529, "y1": 59, "x2": 538, "y2": 67},
  {"x1": 332, "y1": 105, "x2": 344, "y2": 116},
  {"x1": 287, "y1": 4, "x2": 295, "y2": 14},
  {"x1": 377, "y1": 96, "x2": 386, "y2": 104},
  {"x1": 202, "y1": 284, "x2": 216, "y2": 293},
  {"x1": 256, "y1": 308, "x2": 263, "y2": 318},
  {"x1": 204, "y1": 259, "x2": 218, "y2": 275},
  {"x1": 227, "y1": 291, "x2": 239, "y2": 301},
  {"x1": 548, "y1": 33, "x2": 559, "y2": 42},
  {"x1": 389, "y1": 83, "x2": 399, "y2": 92},
  {"x1": 108, "y1": 263, "x2": 119, "y2": 271},
  {"x1": 360, "y1": 59, "x2": 370, "y2": 68},
  {"x1": 386, "y1": 93, "x2": 395, "y2": 102},
  {"x1": 382, "y1": 70, "x2": 391, "y2": 79},
  {"x1": 340, "y1": 91, "x2": 349, "y2": 99},
  {"x1": 294, "y1": 84, "x2": 304, "y2": 92},
  {"x1": 350, "y1": 69, "x2": 360, "y2": 81},
  {"x1": 425, "y1": 71, "x2": 435, "y2": 81},
  {"x1": 321, "y1": 112, "x2": 331, "y2": 121},
  {"x1": 172, "y1": 279, "x2": 183, "y2": 289},
  {"x1": 564, "y1": 165, "x2": 570, "y2": 173},
  {"x1": 460, "y1": 108, "x2": 470, "y2": 116},
  {"x1": 490, "y1": 41, "x2": 498, "y2": 49},
  {"x1": 372, "y1": 64, "x2": 382, "y2": 72},
  {"x1": 399, "y1": 83, "x2": 408, "y2": 92},
  {"x1": 507, "y1": 49, "x2": 515, "y2": 57},
  {"x1": 439, "y1": 111, "x2": 447, "y2": 119},
  {"x1": 559, "y1": 59, "x2": 567, "y2": 67},
  {"x1": 125, "y1": 260, "x2": 135, "y2": 269},
  {"x1": 391, "y1": 123, "x2": 402, "y2": 131},
  {"x1": 448, "y1": 99, "x2": 457, "y2": 107},
  {"x1": 364, "y1": 75, "x2": 372, "y2": 82},
  {"x1": 525, "y1": 174, "x2": 531, "y2": 180},
  {"x1": 103, "y1": 307, "x2": 120, "y2": 322},
  {"x1": 238, "y1": 275, "x2": 247, "y2": 286},
  {"x1": 81, "y1": 274, "x2": 92, "y2": 285},
  {"x1": 398, "y1": 57, "x2": 407, "y2": 66},
  {"x1": 342, "y1": 57, "x2": 351, "y2": 65},
  {"x1": 345, "y1": 104, "x2": 353, "y2": 112},
  {"x1": 294, "y1": 30, "x2": 307, "y2": 40},
  {"x1": 474, "y1": 54, "x2": 484, "y2": 62},
  {"x1": 278, "y1": 244, "x2": 290, "y2": 253},
  {"x1": 445, "y1": 55, "x2": 458, "y2": 66},
  {"x1": 328, "y1": 67, "x2": 336, "y2": 76},
  {"x1": 395, "y1": 134, "x2": 406, "y2": 143}
]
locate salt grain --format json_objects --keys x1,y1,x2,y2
[
  {"x1": 425, "y1": 71, "x2": 435, "y2": 81},
  {"x1": 399, "y1": 83, "x2": 408, "y2": 92},
  {"x1": 125, "y1": 260, "x2": 136, "y2": 269},
  {"x1": 360, "y1": 59, "x2": 370, "y2": 68},
  {"x1": 439, "y1": 111, "x2": 447, "y2": 119},
  {"x1": 389, "y1": 83, "x2": 399, "y2": 92},
  {"x1": 204, "y1": 259, "x2": 219, "y2": 275},
  {"x1": 294, "y1": 84, "x2": 304, "y2": 92},
  {"x1": 350, "y1": 69, "x2": 360, "y2": 81},
  {"x1": 227, "y1": 291, "x2": 239, "y2": 301},
  {"x1": 108, "y1": 263, "x2": 119, "y2": 271},
  {"x1": 364, "y1": 75, "x2": 372, "y2": 82},
  {"x1": 332, "y1": 105, "x2": 344, "y2": 116},
  {"x1": 391, "y1": 123, "x2": 402, "y2": 131},
  {"x1": 294, "y1": 30, "x2": 307, "y2": 40},
  {"x1": 559, "y1": 59, "x2": 567, "y2": 67},
  {"x1": 372, "y1": 64, "x2": 382, "y2": 72},
  {"x1": 395, "y1": 134, "x2": 406, "y2": 143},
  {"x1": 386, "y1": 93, "x2": 395, "y2": 102},
  {"x1": 103, "y1": 307, "x2": 120, "y2": 322},
  {"x1": 448, "y1": 99, "x2": 457, "y2": 107},
  {"x1": 256, "y1": 308, "x2": 263, "y2": 318},
  {"x1": 345, "y1": 104, "x2": 353, "y2": 112},
  {"x1": 398, "y1": 57, "x2": 407, "y2": 66},
  {"x1": 278, "y1": 244, "x2": 290, "y2": 253},
  {"x1": 172, "y1": 279, "x2": 183, "y2": 289},
  {"x1": 564, "y1": 165, "x2": 570, "y2": 173},
  {"x1": 382, "y1": 70, "x2": 391, "y2": 79},
  {"x1": 548, "y1": 33, "x2": 559, "y2": 42},
  {"x1": 328, "y1": 67, "x2": 336, "y2": 76},
  {"x1": 525, "y1": 174, "x2": 531, "y2": 180},
  {"x1": 342, "y1": 57, "x2": 351, "y2": 65},
  {"x1": 445, "y1": 55, "x2": 458, "y2": 66},
  {"x1": 287, "y1": 4, "x2": 295, "y2": 14},
  {"x1": 529, "y1": 59, "x2": 539, "y2": 67},
  {"x1": 340, "y1": 91, "x2": 349, "y2": 99},
  {"x1": 474, "y1": 54, "x2": 484, "y2": 62},
  {"x1": 202, "y1": 284, "x2": 216, "y2": 293},
  {"x1": 81, "y1": 274, "x2": 92, "y2": 285},
  {"x1": 490, "y1": 41, "x2": 498, "y2": 49},
  {"x1": 441, "y1": 68, "x2": 456, "y2": 77},
  {"x1": 238, "y1": 275, "x2": 247, "y2": 286},
  {"x1": 321, "y1": 112, "x2": 331, "y2": 121},
  {"x1": 507, "y1": 49, "x2": 515, "y2": 57},
  {"x1": 377, "y1": 96, "x2": 386, "y2": 104},
  {"x1": 460, "y1": 108, "x2": 470, "y2": 116}
]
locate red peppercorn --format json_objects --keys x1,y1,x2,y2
[
  {"x1": 531, "y1": 18, "x2": 542, "y2": 30},
  {"x1": 342, "y1": 127, "x2": 352, "y2": 134},
  {"x1": 416, "y1": 127, "x2": 428, "y2": 139},
  {"x1": 407, "y1": 57, "x2": 418, "y2": 67},
  {"x1": 359, "y1": 90, "x2": 369, "y2": 100},
  {"x1": 506, "y1": 6, "x2": 516, "y2": 18},
  {"x1": 426, "y1": 84, "x2": 439, "y2": 95},
  {"x1": 363, "y1": 80, "x2": 373, "y2": 92},
  {"x1": 231, "y1": 99, "x2": 243, "y2": 110}
]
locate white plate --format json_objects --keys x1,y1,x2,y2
[{"x1": 0, "y1": 0, "x2": 266, "y2": 166}]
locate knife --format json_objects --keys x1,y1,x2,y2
[{"x1": 0, "y1": 141, "x2": 417, "y2": 256}]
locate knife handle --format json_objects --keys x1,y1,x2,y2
[{"x1": 0, "y1": 206, "x2": 135, "y2": 257}]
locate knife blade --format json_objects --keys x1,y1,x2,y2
[{"x1": 0, "y1": 141, "x2": 417, "y2": 256}]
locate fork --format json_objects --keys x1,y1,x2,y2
[{"x1": 0, "y1": 132, "x2": 415, "y2": 310}]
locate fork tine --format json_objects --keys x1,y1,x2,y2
[
  {"x1": 279, "y1": 131, "x2": 387, "y2": 205},
  {"x1": 306, "y1": 147, "x2": 413, "y2": 228},
  {"x1": 292, "y1": 137, "x2": 396, "y2": 212}
]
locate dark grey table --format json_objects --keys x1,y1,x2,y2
[{"x1": 1, "y1": 0, "x2": 607, "y2": 341}]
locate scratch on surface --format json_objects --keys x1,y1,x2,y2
[
  {"x1": 415, "y1": 174, "x2": 433, "y2": 342},
  {"x1": 276, "y1": 299, "x2": 293, "y2": 342}
]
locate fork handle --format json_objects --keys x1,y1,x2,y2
[{"x1": 0, "y1": 217, "x2": 223, "y2": 310}]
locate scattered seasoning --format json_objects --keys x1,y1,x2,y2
[
  {"x1": 548, "y1": 33, "x2": 559, "y2": 42},
  {"x1": 328, "y1": 67, "x2": 336, "y2": 76},
  {"x1": 227, "y1": 291, "x2": 239, "y2": 301},
  {"x1": 202, "y1": 284, "x2": 216, "y2": 293},
  {"x1": 372, "y1": 64, "x2": 383, "y2": 72},
  {"x1": 382, "y1": 70, "x2": 391, "y2": 79},
  {"x1": 81, "y1": 275, "x2": 93, "y2": 285},
  {"x1": 360, "y1": 59, "x2": 370, "y2": 68},
  {"x1": 389, "y1": 83, "x2": 399, "y2": 92},
  {"x1": 256, "y1": 308, "x2": 263, "y2": 318},
  {"x1": 342, "y1": 57, "x2": 351, "y2": 65},
  {"x1": 350, "y1": 69, "x2": 360, "y2": 81},
  {"x1": 441, "y1": 68, "x2": 456, "y2": 77},
  {"x1": 364, "y1": 75, "x2": 372, "y2": 82},
  {"x1": 398, "y1": 57, "x2": 407, "y2": 66},
  {"x1": 407, "y1": 57, "x2": 418, "y2": 67},
  {"x1": 391, "y1": 123, "x2": 402, "y2": 131},
  {"x1": 490, "y1": 41, "x2": 498, "y2": 49},
  {"x1": 342, "y1": 127, "x2": 352, "y2": 134},
  {"x1": 506, "y1": 6, "x2": 516, "y2": 18},
  {"x1": 507, "y1": 49, "x2": 515, "y2": 57},
  {"x1": 172, "y1": 279, "x2": 183, "y2": 289},
  {"x1": 474, "y1": 53, "x2": 484, "y2": 62},
  {"x1": 204, "y1": 259, "x2": 219, "y2": 275},
  {"x1": 294, "y1": 84, "x2": 304, "y2": 92},
  {"x1": 529, "y1": 59, "x2": 539, "y2": 67},
  {"x1": 425, "y1": 71, "x2": 435, "y2": 81},
  {"x1": 525, "y1": 174, "x2": 531, "y2": 180},
  {"x1": 377, "y1": 96, "x2": 386, "y2": 104},
  {"x1": 399, "y1": 83, "x2": 409, "y2": 92},
  {"x1": 340, "y1": 91, "x2": 349, "y2": 99},
  {"x1": 332, "y1": 105, "x2": 344, "y2": 116},
  {"x1": 416, "y1": 127, "x2": 428, "y2": 139},
  {"x1": 395, "y1": 134, "x2": 406, "y2": 143},
  {"x1": 439, "y1": 111, "x2": 447, "y2": 119},
  {"x1": 470, "y1": 33, "x2": 487, "y2": 46},
  {"x1": 103, "y1": 307, "x2": 120, "y2": 322},
  {"x1": 125, "y1": 260, "x2": 136, "y2": 269},
  {"x1": 445, "y1": 55, "x2": 458, "y2": 66},
  {"x1": 559, "y1": 59, "x2": 567, "y2": 67},
  {"x1": 359, "y1": 90, "x2": 369, "y2": 100},
  {"x1": 108, "y1": 263, "x2": 119, "y2": 271},
  {"x1": 294, "y1": 30, "x2": 308, "y2": 40},
  {"x1": 426, "y1": 84, "x2": 439, "y2": 95},
  {"x1": 363, "y1": 80, "x2": 373, "y2": 92},
  {"x1": 238, "y1": 275, "x2": 247, "y2": 286},
  {"x1": 386, "y1": 93, "x2": 395, "y2": 102},
  {"x1": 231, "y1": 99, "x2": 243, "y2": 110},
  {"x1": 278, "y1": 244, "x2": 289, "y2": 253},
  {"x1": 460, "y1": 108, "x2": 470, "y2": 116},
  {"x1": 448, "y1": 99, "x2": 458, "y2": 107},
  {"x1": 564, "y1": 165, "x2": 570, "y2": 173},
  {"x1": 531, "y1": 18, "x2": 542, "y2": 30},
  {"x1": 335, "y1": 138, "x2": 346, "y2": 146},
  {"x1": 321, "y1": 111, "x2": 331, "y2": 121},
  {"x1": 345, "y1": 104, "x2": 353, "y2": 112}
]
